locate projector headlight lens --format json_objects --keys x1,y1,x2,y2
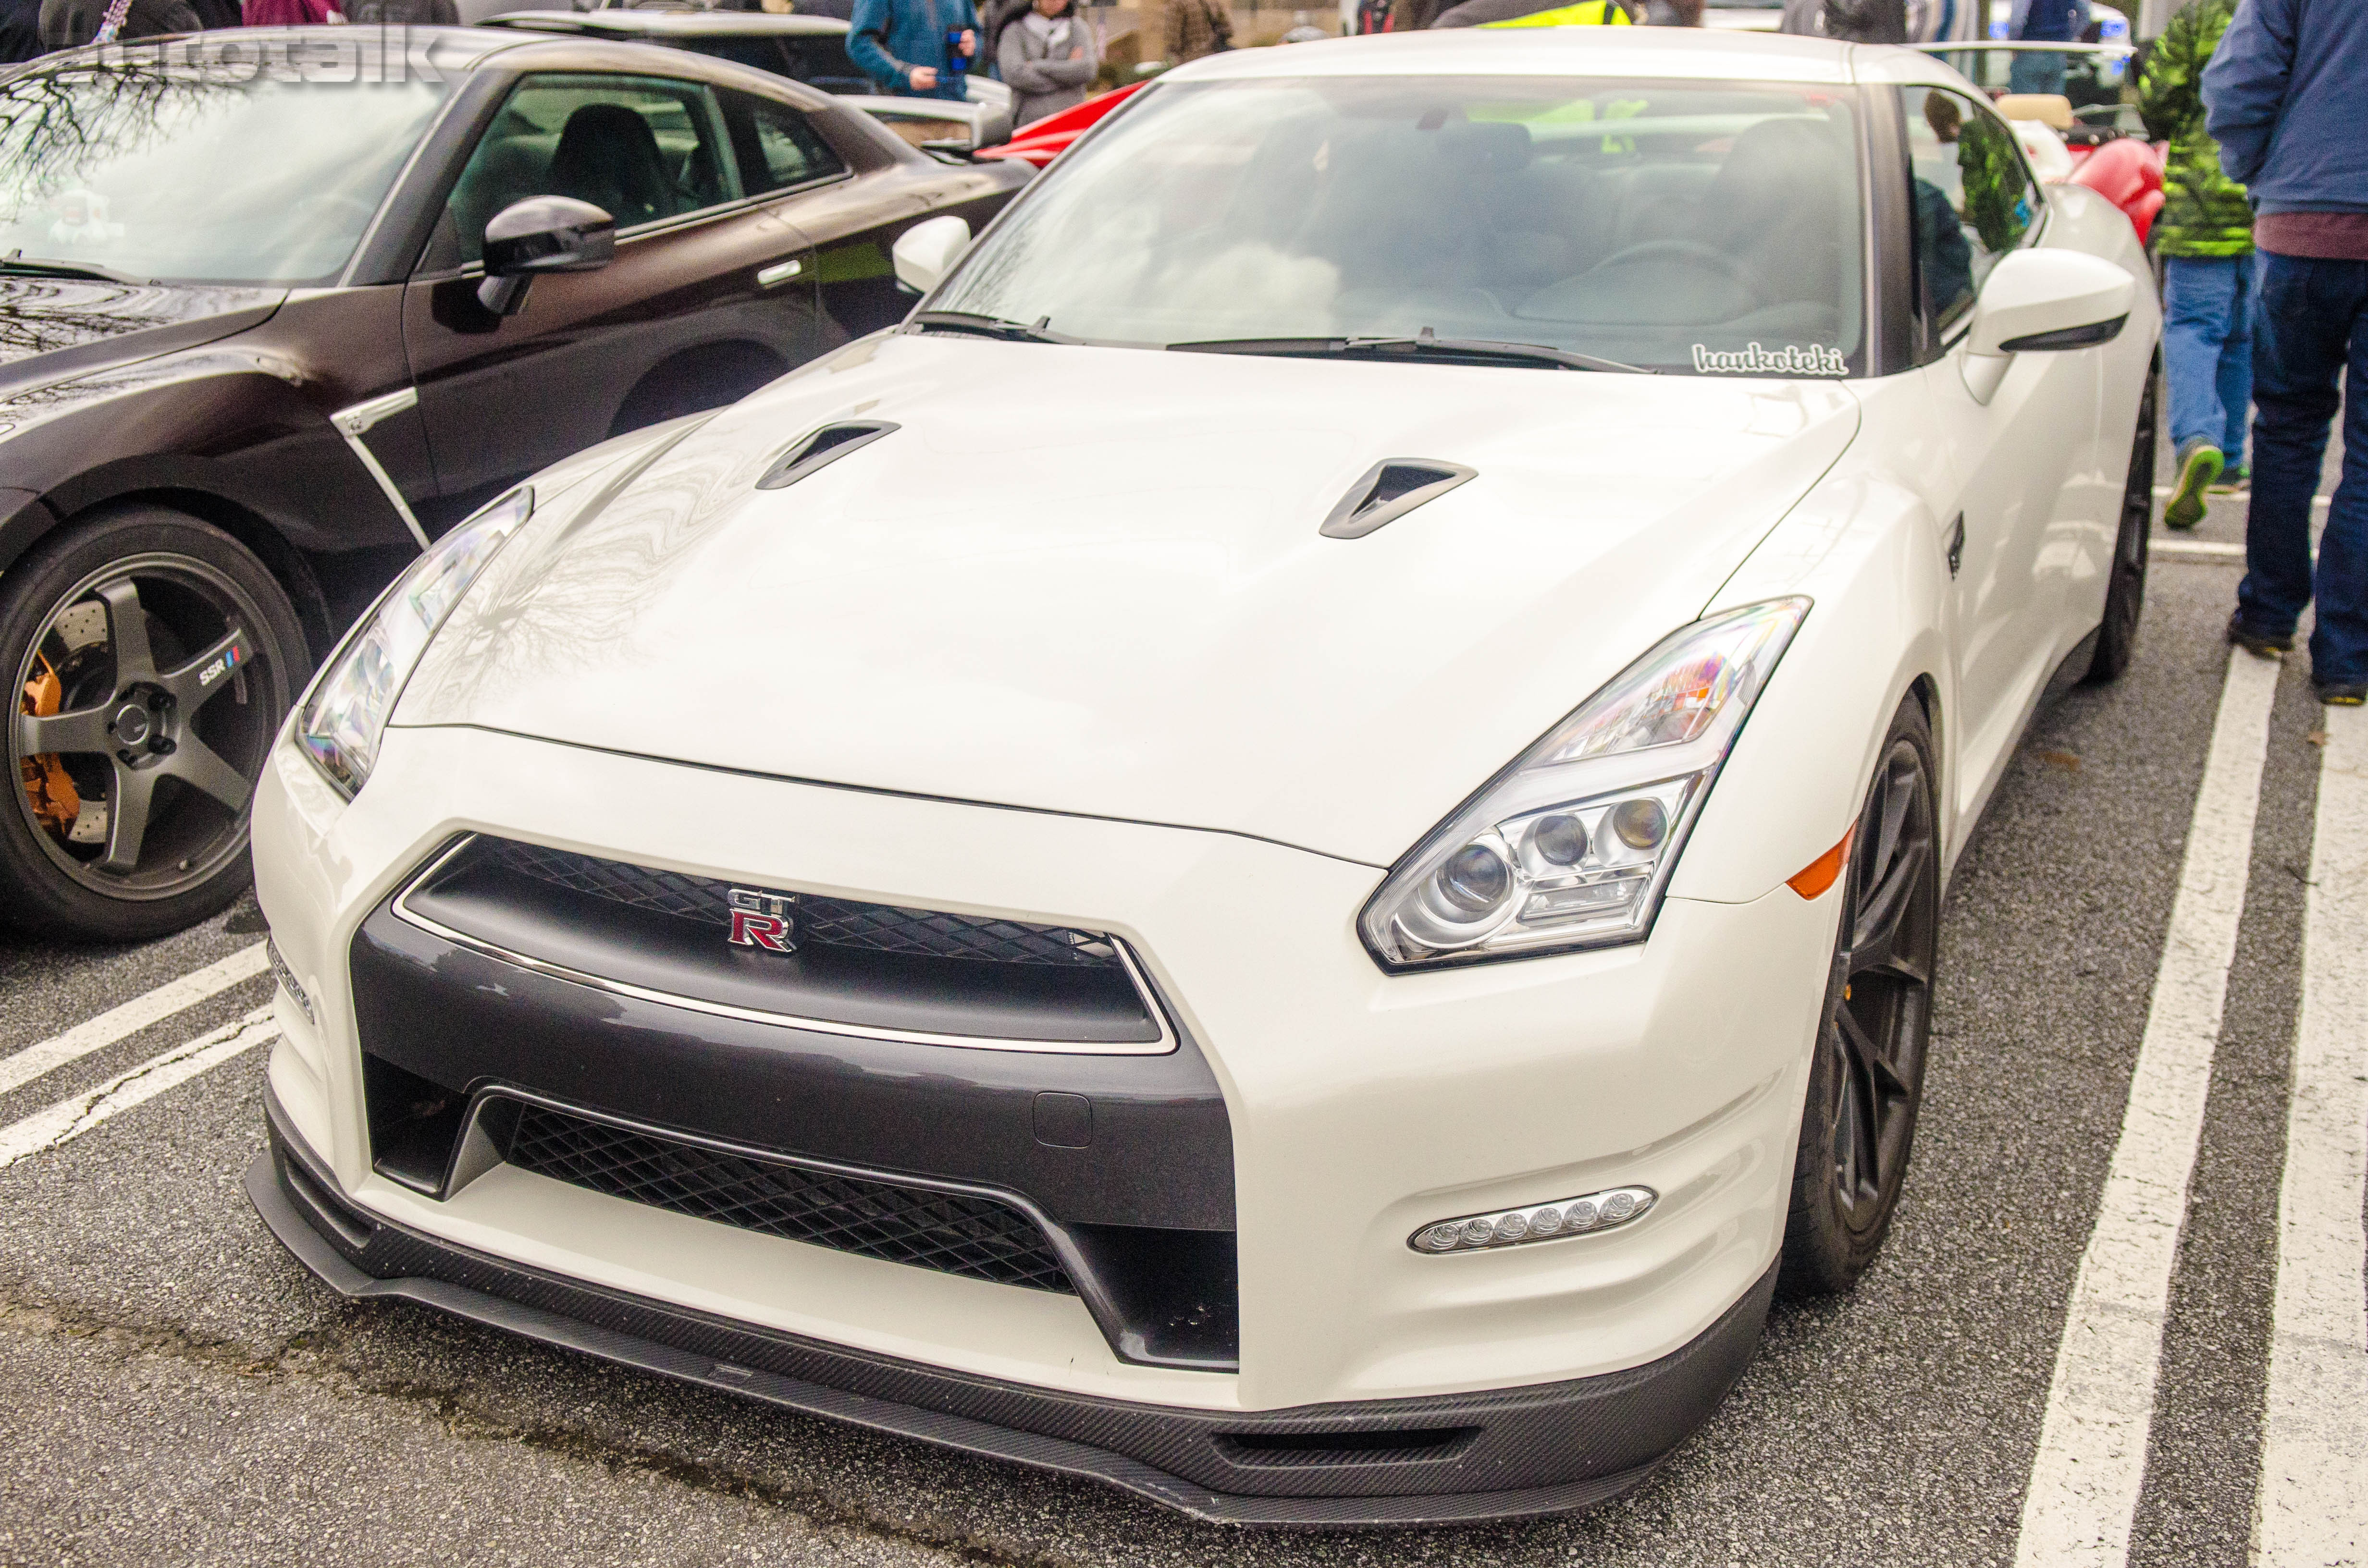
[
  {"x1": 1359, "y1": 598, "x2": 1809, "y2": 969},
  {"x1": 296, "y1": 487, "x2": 533, "y2": 797}
]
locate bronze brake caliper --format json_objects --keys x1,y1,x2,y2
[{"x1": 19, "y1": 653, "x2": 82, "y2": 836}]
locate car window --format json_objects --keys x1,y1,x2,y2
[
  {"x1": 1901, "y1": 85, "x2": 2035, "y2": 347},
  {"x1": 717, "y1": 88, "x2": 849, "y2": 195},
  {"x1": 933, "y1": 76, "x2": 1869, "y2": 378},
  {"x1": 0, "y1": 61, "x2": 448, "y2": 286},
  {"x1": 444, "y1": 74, "x2": 740, "y2": 264}
]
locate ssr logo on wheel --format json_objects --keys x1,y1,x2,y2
[{"x1": 726, "y1": 887, "x2": 797, "y2": 952}]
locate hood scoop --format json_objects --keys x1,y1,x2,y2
[
  {"x1": 1319, "y1": 459, "x2": 1477, "y2": 540},
  {"x1": 757, "y1": 420, "x2": 900, "y2": 490}
]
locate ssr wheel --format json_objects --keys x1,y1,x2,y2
[
  {"x1": 2085, "y1": 355, "x2": 2157, "y2": 684},
  {"x1": 1780, "y1": 696, "x2": 1939, "y2": 1295},
  {"x1": 3, "y1": 508, "x2": 310, "y2": 942}
]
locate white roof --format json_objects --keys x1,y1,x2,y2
[{"x1": 1171, "y1": 25, "x2": 1964, "y2": 88}]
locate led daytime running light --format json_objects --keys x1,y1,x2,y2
[{"x1": 1409, "y1": 1186, "x2": 1658, "y2": 1254}]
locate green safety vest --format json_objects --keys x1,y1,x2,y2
[{"x1": 1479, "y1": 0, "x2": 1632, "y2": 25}]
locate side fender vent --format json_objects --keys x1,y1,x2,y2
[
  {"x1": 1319, "y1": 459, "x2": 1477, "y2": 539},
  {"x1": 756, "y1": 420, "x2": 899, "y2": 491}
]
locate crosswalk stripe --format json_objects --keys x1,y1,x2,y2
[
  {"x1": 2013, "y1": 650, "x2": 2282, "y2": 1568},
  {"x1": 0, "y1": 1007, "x2": 279, "y2": 1174},
  {"x1": 0, "y1": 942, "x2": 267, "y2": 1100},
  {"x1": 2251, "y1": 704, "x2": 2368, "y2": 1567}
]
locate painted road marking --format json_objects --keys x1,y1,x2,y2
[
  {"x1": 2152, "y1": 487, "x2": 2331, "y2": 512},
  {"x1": 0, "y1": 1007, "x2": 277, "y2": 1174},
  {"x1": 2251, "y1": 704, "x2": 2368, "y2": 1567},
  {"x1": 2013, "y1": 650, "x2": 2282, "y2": 1568},
  {"x1": 2155, "y1": 540, "x2": 2247, "y2": 561},
  {"x1": 0, "y1": 942, "x2": 266, "y2": 1099}
]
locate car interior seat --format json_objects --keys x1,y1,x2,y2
[{"x1": 550, "y1": 103, "x2": 678, "y2": 230}]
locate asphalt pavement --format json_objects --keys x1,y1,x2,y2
[{"x1": 0, "y1": 439, "x2": 2358, "y2": 1568}]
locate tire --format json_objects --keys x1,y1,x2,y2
[
  {"x1": 2, "y1": 507, "x2": 310, "y2": 942},
  {"x1": 2084, "y1": 353, "x2": 2157, "y2": 685},
  {"x1": 1779, "y1": 694, "x2": 1941, "y2": 1296}
]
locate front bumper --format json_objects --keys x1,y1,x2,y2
[{"x1": 253, "y1": 1087, "x2": 1776, "y2": 1526}]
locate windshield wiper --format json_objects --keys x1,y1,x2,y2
[
  {"x1": 907, "y1": 310, "x2": 1073, "y2": 344},
  {"x1": 0, "y1": 251, "x2": 146, "y2": 285},
  {"x1": 1171, "y1": 327, "x2": 1653, "y2": 375}
]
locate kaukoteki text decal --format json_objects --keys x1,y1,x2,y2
[{"x1": 1690, "y1": 342, "x2": 1849, "y2": 376}]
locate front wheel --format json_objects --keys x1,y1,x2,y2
[
  {"x1": 3, "y1": 507, "x2": 310, "y2": 942},
  {"x1": 1779, "y1": 695, "x2": 1940, "y2": 1295},
  {"x1": 2085, "y1": 353, "x2": 2158, "y2": 684}
]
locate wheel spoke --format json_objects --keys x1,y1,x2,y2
[
  {"x1": 1835, "y1": 1005, "x2": 1887, "y2": 1203},
  {"x1": 99, "y1": 763, "x2": 157, "y2": 873},
  {"x1": 14, "y1": 703, "x2": 114, "y2": 759},
  {"x1": 1850, "y1": 836, "x2": 1933, "y2": 984},
  {"x1": 160, "y1": 625, "x2": 256, "y2": 713},
  {"x1": 93, "y1": 580, "x2": 157, "y2": 688},
  {"x1": 159, "y1": 734, "x2": 251, "y2": 812}
]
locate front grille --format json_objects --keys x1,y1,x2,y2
[
  {"x1": 484, "y1": 839, "x2": 1119, "y2": 969},
  {"x1": 504, "y1": 1102, "x2": 1076, "y2": 1294}
]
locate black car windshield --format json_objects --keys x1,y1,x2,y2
[
  {"x1": 0, "y1": 63, "x2": 450, "y2": 286},
  {"x1": 933, "y1": 75, "x2": 1866, "y2": 376}
]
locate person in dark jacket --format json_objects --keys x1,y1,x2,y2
[
  {"x1": 2008, "y1": 0, "x2": 2087, "y2": 97},
  {"x1": 2137, "y1": 0, "x2": 2254, "y2": 528},
  {"x1": 848, "y1": 0, "x2": 978, "y2": 98},
  {"x1": 39, "y1": 0, "x2": 199, "y2": 47},
  {"x1": 2207, "y1": 0, "x2": 2368, "y2": 704},
  {"x1": 1777, "y1": 0, "x2": 1904, "y2": 45}
]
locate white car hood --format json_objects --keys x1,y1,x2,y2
[{"x1": 398, "y1": 335, "x2": 1858, "y2": 866}]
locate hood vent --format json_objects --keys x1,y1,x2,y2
[
  {"x1": 1319, "y1": 459, "x2": 1477, "y2": 539},
  {"x1": 756, "y1": 420, "x2": 900, "y2": 491}
]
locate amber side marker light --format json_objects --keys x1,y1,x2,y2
[{"x1": 1786, "y1": 824, "x2": 1855, "y2": 900}]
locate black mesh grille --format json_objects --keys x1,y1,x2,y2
[
  {"x1": 482, "y1": 839, "x2": 1120, "y2": 969},
  {"x1": 504, "y1": 1102, "x2": 1076, "y2": 1294}
]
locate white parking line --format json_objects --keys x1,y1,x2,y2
[
  {"x1": 0, "y1": 942, "x2": 266, "y2": 1099},
  {"x1": 2251, "y1": 705, "x2": 2368, "y2": 1568},
  {"x1": 0, "y1": 1007, "x2": 278, "y2": 1174},
  {"x1": 2014, "y1": 651, "x2": 2282, "y2": 1568},
  {"x1": 2152, "y1": 487, "x2": 2332, "y2": 512}
]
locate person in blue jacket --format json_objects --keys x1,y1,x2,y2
[
  {"x1": 2206, "y1": 0, "x2": 2368, "y2": 705},
  {"x1": 849, "y1": 0, "x2": 981, "y2": 98},
  {"x1": 2008, "y1": 0, "x2": 2089, "y2": 98}
]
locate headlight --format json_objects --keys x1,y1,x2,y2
[
  {"x1": 296, "y1": 487, "x2": 534, "y2": 797},
  {"x1": 1359, "y1": 597, "x2": 1810, "y2": 969}
]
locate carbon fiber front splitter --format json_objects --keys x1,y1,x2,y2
[{"x1": 247, "y1": 1091, "x2": 1775, "y2": 1527}]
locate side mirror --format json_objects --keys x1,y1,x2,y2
[
  {"x1": 1961, "y1": 247, "x2": 2136, "y2": 404},
  {"x1": 478, "y1": 195, "x2": 616, "y2": 318},
  {"x1": 891, "y1": 215, "x2": 971, "y2": 295}
]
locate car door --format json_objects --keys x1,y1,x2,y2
[
  {"x1": 402, "y1": 70, "x2": 826, "y2": 514},
  {"x1": 1900, "y1": 84, "x2": 2094, "y2": 821}
]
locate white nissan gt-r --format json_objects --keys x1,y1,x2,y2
[{"x1": 247, "y1": 28, "x2": 2157, "y2": 1525}]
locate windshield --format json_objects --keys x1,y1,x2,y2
[
  {"x1": 935, "y1": 76, "x2": 1865, "y2": 377},
  {"x1": 0, "y1": 62, "x2": 450, "y2": 286}
]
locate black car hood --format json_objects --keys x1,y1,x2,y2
[{"x1": 0, "y1": 276, "x2": 285, "y2": 400}]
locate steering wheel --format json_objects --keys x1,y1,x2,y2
[{"x1": 1586, "y1": 240, "x2": 1764, "y2": 305}]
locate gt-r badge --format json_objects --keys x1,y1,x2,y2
[{"x1": 726, "y1": 888, "x2": 797, "y2": 952}]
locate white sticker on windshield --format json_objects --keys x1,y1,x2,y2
[{"x1": 1690, "y1": 343, "x2": 1849, "y2": 377}]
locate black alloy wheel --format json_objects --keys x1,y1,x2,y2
[
  {"x1": 1780, "y1": 695, "x2": 1940, "y2": 1295},
  {"x1": 3, "y1": 508, "x2": 309, "y2": 941},
  {"x1": 2085, "y1": 353, "x2": 2158, "y2": 684}
]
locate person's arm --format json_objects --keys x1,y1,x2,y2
[
  {"x1": 2134, "y1": 1, "x2": 2198, "y2": 144},
  {"x1": 2204, "y1": 0, "x2": 2293, "y2": 188},
  {"x1": 1046, "y1": 22, "x2": 1097, "y2": 83},
  {"x1": 846, "y1": 0, "x2": 915, "y2": 92},
  {"x1": 997, "y1": 24, "x2": 1060, "y2": 90}
]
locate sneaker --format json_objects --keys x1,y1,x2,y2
[
  {"x1": 2318, "y1": 681, "x2": 2368, "y2": 707},
  {"x1": 2209, "y1": 466, "x2": 2249, "y2": 495},
  {"x1": 2166, "y1": 439, "x2": 2223, "y2": 529},
  {"x1": 2228, "y1": 611, "x2": 2292, "y2": 659}
]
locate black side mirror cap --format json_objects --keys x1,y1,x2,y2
[{"x1": 477, "y1": 196, "x2": 616, "y2": 317}]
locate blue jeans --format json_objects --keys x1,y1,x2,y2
[
  {"x1": 2162, "y1": 254, "x2": 2255, "y2": 467},
  {"x1": 2237, "y1": 252, "x2": 2368, "y2": 686},
  {"x1": 2009, "y1": 51, "x2": 2067, "y2": 96}
]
